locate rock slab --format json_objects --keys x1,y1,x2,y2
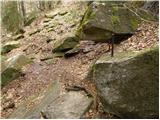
[
  {"x1": 9, "y1": 80, "x2": 61, "y2": 119},
  {"x1": 42, "y1": 91, "x2": 93, "y2": 119},
  {"x1": 89, "y1": 46, "x2": 159, "y2": 118}
]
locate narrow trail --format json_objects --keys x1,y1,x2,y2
[{"x1": 1, "y1": 39, "x2": 111, "y2": 118}]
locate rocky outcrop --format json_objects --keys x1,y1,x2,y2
[
  {"x1": 1, "y1": 41, "x2": 20, "y2": 54},
  {"x1": 88, "y1": 46, "x2": 159, "y2": 118},
  {"x1": 9, "y1": 80, "x2": 93, "y2": 119},
  {"x1": 1, "y1": 54, "x2": 32, "y2": 86},
  {"x1": 52, "y1": 33, "x2": 79, "y2": 52},
  {"x1": 77, "y1": 1, "x2": 156, "y2": 42},
  {"x1": 9, "y1": 80, "x2": 61, "y2": 119}
]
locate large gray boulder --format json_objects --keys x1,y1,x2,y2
[
  {"x1": 1, "y1": 54, "x2": 32, "y2": 86},
  {"x1": 77, "y1": 1, "x2": 156, "y2": 42},
  {"x1": 88, "y1": 46, "x2": 159, "y2": 118}
]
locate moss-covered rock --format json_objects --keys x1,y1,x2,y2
[
  {"x1": 1, "y1": 54, "x2": 32, "y2": 86},
  {"x1": 12, "y1": 34, "x2": 24, "y2": 40},
  {"x1": 88, "y1": 46, "x2": 159, "y2": 118},
  {"x1": 58, "y1": 11, "x2": 68, "y2": 16},
  {"x1": 64, "y1": 46, "x2": 81, "y2": 57},
  {"x1": 77, "y1": 1, "x2": 155, "y2": 42},
  {"x1": 43, "y1": 18, "x2": 52, "y2": 23},
  {"x1": 45, "y1": 11, "x2": 58, "y2": 19},
  {"x1": 1, "y1": 41, "x2": 20, "y2": 54},
  {"x1": 28, "y1": 29, "x2": 41, "y2": 36},
  {"x1": 52, "y1": 33, "x2": 79, "y2": 52},
  {"x1": 24, "y1": 14, "x2": 36, "y2": 26}
]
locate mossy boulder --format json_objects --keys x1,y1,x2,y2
[
  {"x1": 1, "y1": 54, "x2": 32, "y2": 86},
  {"x1": 52, "y1": 33, "x2": 79, "y2": 52},
  {"x1": 12, "y1": 34, "x2": 24, "y2": 40},
  {"x1": 14, "y1": 28, "x2": 25, "y2": 35},
  {"x1": 1, "y1": 41, "x2": 20, "y2": 54},
  {"x1": 88, "y1": 46, "x2": 159, "y2": 118},
  {"x1": 77, "y1": 2, "x2": 155, "y2": 42}
]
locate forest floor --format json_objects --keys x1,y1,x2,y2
[{"x1": 1, "y1": 2, "x2": 158, "y2": 119}]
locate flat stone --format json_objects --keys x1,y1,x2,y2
[
  {"x1": 28, "y1": 29, "x2": 41, "y2": 36},
  {"x1": 64, "y1": 46, "x2": 81, "y2": 57},
  {"x1": 12, "y1": 34, "x2": 24, "y2": 40},
  {"x1": 8, "y1": 80, "x2": 61, "y2": 119},
  {"x1": 41, "y1": 91, "x2": 93, "y2": 119}
]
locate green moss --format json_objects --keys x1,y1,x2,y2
[
  {"x1": 76, "y1": 5, "x2": 96, "y2": 38},
  {"x1": 130, "y1": 17, "x2": 140, "y2": 30},
  {"x1": 1, "y1": 68, "x2": 22, "y2": 86},
  {"x1": 130, "y1": 1, "x2": 145, "y2": 8},
  {"x1": 1, "y1": 54, "x2": 32, "y2": 86},
  {"x1": 111, "y1": 15, "x2": 120, "y2": 25},
  {"x1": 1, "y1": 41, "x2": 20, "y2": 55}
]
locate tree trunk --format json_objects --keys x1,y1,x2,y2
[{"x1": 20, "y1": 1, "x2": 26, "y2": 24}]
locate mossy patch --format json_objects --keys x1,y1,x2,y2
[{"x1": 1, "y1": 41, "x2": 20, "y2": 55}]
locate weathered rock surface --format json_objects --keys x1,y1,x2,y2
[
  {"x1": 24, "y1": 14, "x2": 36, "y2": 26},
  {"x1": 28, "y1": 29, "x2": 41, "y2": 36},
  {"x1": 88, "y1": 46, "x2": 159, "y2": 118},
  {"x1": 52, "y1": 33, "x2": 79, "y2": 52},
  {"x1": 9, "y1": 81, "x2": 93, "y2": 119},
  {"x1": 41, "y1": 91, "x2": 93, "y2": 119},
  {"x1": 1, "y1": 54, "x2": 32, "y2": 86},
  {"x1": 8, "y1": 80, "x2": 61, "y2": 119},
  {"x1": 77, "y1": 1, "x2": 155, "y2": 42},
  {"x1": 64, "y1": 46, "x2": 81, "y2": 57},
  {"x1": 12, "y1": 34, "x2": 24, "y2": 40},
  {"x1": 45, "y1": 11, "x2": 58, "y2": 18},
  {"x1": 1, "y1": 41, "x2": 20, "y2": 54}
]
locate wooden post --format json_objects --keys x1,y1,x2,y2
[{"x1": 111, "y1": 34, "x2": 114, "y2": 57}]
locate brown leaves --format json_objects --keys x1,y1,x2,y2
[{"x1": 118, "y1": 21, "x2": 158, "y2": 52}]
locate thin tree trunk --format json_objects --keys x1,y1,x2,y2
[{"x1": 20, "y1": 1, "x2": 26, "y2": 24}]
